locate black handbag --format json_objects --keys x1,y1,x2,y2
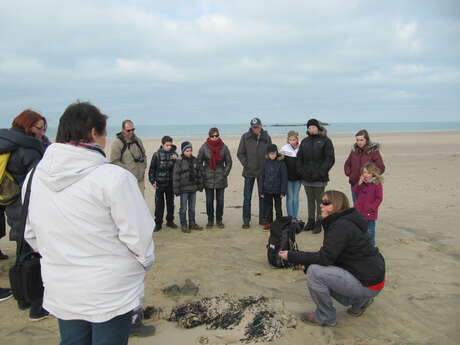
[{"x1": 9, "y1": 166, "x2": 44, "y2": 303}]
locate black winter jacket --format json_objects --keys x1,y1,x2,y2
[
  {"x1": 237, "y1": 129, "x2": 272, "y2": 177},
  {"x1": 296, "y1": 129, "x2": 335, "y2": 183},
  {"x1": 0, "y1": 128, "x2": 44, "y2": 186},
  {"x1": 148, "y1": 145, "x2": 177, "y2": 189},
  {"x1": 173, "y1": 155, "x2": 203, "y2": 195},
  {"x1": 288, "y1": 208, "x2": 385, "y2": 286},
  {"x1": 197, "y1": 143, "x2": 232, "y2": 189},
  {"x1": 258, "y1": 157, "x2": 288, "y2": 195}
]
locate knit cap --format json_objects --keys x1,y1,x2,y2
[
  {"x1": 306, "y1": 118, "x2": 320, "y2": 128},
  {"x1": 181, "y1": 141, "x2": 193, "y2": 154},
  {"x1": 266, "y1": 144, "x2": 278, "y2": 154}
]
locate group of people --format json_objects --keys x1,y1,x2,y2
[{"x1": 0, "y1": 101, "x2": 387, "y2": 344}]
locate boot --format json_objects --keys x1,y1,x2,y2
[
  {"x1": 153, "y1": 224, "x2": 162, "y2": 232},
  {"x1": 190, "y1": 224, "x2": 203, "y2": 231},
  {"x1": 216, "y1": 221, "x2": 225, "y2": 229},
  {"x1": 181, "y1": 225, "x2": 191, "y2": 233},
  {"x1": 166, "y1": 222, "x2": 178, "y2": 229}
]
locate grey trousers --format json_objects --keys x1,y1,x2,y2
[
  {"x1": 306, "y1": 264, "x2": 381, "y2": 325},
  {"x1": 304, "y1": 186, "x2": 325, "y2": 221}
]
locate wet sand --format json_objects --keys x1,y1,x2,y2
[{"x1": 1, "y1": 131, "x2": 459, "y2": 345}]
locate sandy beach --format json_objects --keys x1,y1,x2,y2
[{"x1": 1, "y1": 130, "x2": 459, "y2": 345}]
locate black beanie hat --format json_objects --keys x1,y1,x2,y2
[
  {"x1": 181, "y1": 141, "x2": 192, "y2": 154},
  {"x1": 307, "y1": 118, "x2": 320, "y2": 128},
  {"x1": 266, "y1": 144, "x2": 278, "y2": 154}
]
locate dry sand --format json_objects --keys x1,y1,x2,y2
[{"x1": 1, "y1": 131, "x2": 459, "y2": 345}]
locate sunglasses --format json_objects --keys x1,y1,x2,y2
[
  {"x1": 126, "y1": 128, "x2": 135, "y2": 133},
  {"x1": 321, "y1": 199, "x2": 332, "y2": 206},
  {"x1": 211, "y1": 135, "x2": 219, "y2": 138}
]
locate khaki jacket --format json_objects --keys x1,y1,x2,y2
[{"x1": 110, "y1": 133, "x2": 147, "y2": 182}]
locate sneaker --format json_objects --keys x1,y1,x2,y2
[
  {"x1": 242, "y1": 223, "x2": 250, "y2": 229},
  {"x1": 216, "y1": 222, "x2": 225, "y2": 229},
  {"x1": 166, "y1": 222, "x2": 178, "y2": 229},
  {"x1": 304, "y1": 219, "x2": 315, "y2": 231},
  {"x1": 263, "y1": 223, "x2": 271, "y2": 231},
  {"x1": 301, "y1": 311, "x2": 336, "y2": 327},
  {"x1": 154, "y1": 224, "x2": 162, "y2": 232},
  {"x1": 181, "y1": 225, "x2": 191, "y2": 233},
  {"x1": 0, "y1": 250, "x2": 8, "y2": 260},
  {"x1": 0, "y1": 288, "x2": 13, "y2": 302},
  {"x1": 190, "y1": 224, "x2": 203, "y2": 231},
  {"x1": 347, "y1": 298, "x2": 374, "y2": 317},
  {"x1": 29, "y1": 306, "x2": 50, "y2": 322},
  {"x1": 130, "y1": 323, "x2": 156, "y2": 337},
  {"x1": 206, "y1": 222, "x2": 214, "y2": 229}
]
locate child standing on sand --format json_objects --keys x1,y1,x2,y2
[
  {"x1": 353, "y1": 162, "x2": 383, "y2": 246},
  {"x1": 173, "y1": 141, "x2": 204, "y2": 233},
  {"x1": 259, "y1": 144, "x2": 288, "y2": 231}
]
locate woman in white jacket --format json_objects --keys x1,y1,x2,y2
[{"x1": 24, "y1": 102, "x2": 155, "y2": 345}]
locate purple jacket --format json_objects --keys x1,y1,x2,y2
[
  {"x1": 353, "y1": 182, "x2": 383, "y2": 221},
  {"x1": 344, "y1": 142, "x2": 385, "y2": 186}
]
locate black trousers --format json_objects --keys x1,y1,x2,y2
[
  {"x1": 205, "y1": 188, "x2": 225, "y2": 223},
  {"x1": 154, "y1": 186, "x2": 175, "y2": 225},
  {"x1": 262, "y1": 194, "x2": 282, "y2": 224},
  {"x1": 0, "y1": 205, "x2": 5, "y2": 239}
]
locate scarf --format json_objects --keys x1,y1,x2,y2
[
  {"x1": 68, "y1": 141, "x2": 106, "y2": 157},
  {"x1": 206, "y1": 138, "x2": 224, "y2": 170}
]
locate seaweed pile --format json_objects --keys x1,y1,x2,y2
[{"x1": 168, "y1": 295, "x2": 295, "y2": 343}]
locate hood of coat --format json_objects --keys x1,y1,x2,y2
[
  {"x1": 244, "y1": 128, "x2": 271, "y2": 142},
  {"x1": 0, "y1": 128, "x2": 44, "y2": 154},
  {"x1": 352, "y1": 141, "x2": 380, "y2": 153},
  {"x1": 306, "y1": 126, "x2": 328, "y2": 137},
  {"x1": 322, "y1": 208, "x2": 368, "y2": 233},
  {"x1": 37, "y1": 143, "x2": 107, "y2": 192}
]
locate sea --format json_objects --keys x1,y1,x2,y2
[{"x1": 43, "y1": 122, "x2": 460, "y2": 140}]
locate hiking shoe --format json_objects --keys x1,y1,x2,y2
[
  {"x1": 206, "y1": 222, "x2": 214, "y2": 229},
  {"x1": 0, "y1": 288, "x2": 13, "y2": 302},
  {"x1": 154, "y1": 224, "x2": 162, "y2": 232},
  {"x1": 29, "y1": 307, "x2": 50, "y2": 322},
  {"x1": 347, "y1": 298, "x2": 374, "y2": 317},
  {"x1": 166, "y1": 222, "x2": 178, "y2": 229},
  {"x1": 304, "y1": 219, "x2": 315, "y2": 231},
  {"x1": 130, "y1": 323, "x2": 156, "y2": 337},
  {"x1": 312, "y1": 221, "x2": 322, "y2": 234},
  {"x1": 181, "y1": 226, "x2": 191, "y2": 233},
  {"x1": 263, "y1": 223, "x2": 271, "y2": 231},
  {"x1": 301, "y1": 311, "x2": 336, "y2": 327},
  {"x1": 190, "y1": 224, "x2": 203, "y2": 231},
  {"x1": 0, "y1": 250, "x2": 8, "y2": 260},
  {"x1": 216, "y1": 222, "x2": 225, "y2": 229},
  {"x1": 242, "y1": 223, "x2": 250, "y2": 229}
]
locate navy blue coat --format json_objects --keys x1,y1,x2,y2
[{"x1": 259, "y1": 157, "x2": 288, "y2": 195}]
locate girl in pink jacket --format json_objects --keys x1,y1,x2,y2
[{"x1": 353, "y1": 162, "x2": 383, "y2": 246}]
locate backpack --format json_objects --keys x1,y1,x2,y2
[
  {"x1": 266, "y1": 217, "x2": 304, "y2": 268},
  {"x1": 0, "y1": 152, "x2": 20, "y2": 206}
]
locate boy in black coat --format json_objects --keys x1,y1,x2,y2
[{"x1": 259, "y1": 144, "x2": 288, "y2": 230}]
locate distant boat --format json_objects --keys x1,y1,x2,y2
[{"x1": 269, "y1": 122, "x2": 329, "y2": 127}]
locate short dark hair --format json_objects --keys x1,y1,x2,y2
[
  {"x1": 208, "y1": 127, "x2": 219, "y2": 138},
  {"x1": 56, "y1": 101, "x2": 107, "y2": 143},
  {"x1": 122, "y1": 120, "x2": 133, "y2": 129},
  {"x1": 161, "y1": 135, "x2": 173, "y2": 145}
]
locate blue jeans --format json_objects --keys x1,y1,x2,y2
[
  {"x1": 242, "y1": 177, "x2": 264, "y2": 225},
  {"x1": 179, "y1": 192, "x2": 197, "y2": 226},
  {"x1": 368, "y1": 220, "x2": 376, "y2": 246},
  {"x1": 58, "y1": 311, "x2": 132, "y2": 345},
  {"x1": 205, "y1": 188, "x2": 225, "y2": 223},
  {"x1": 286, "y1": 180, "x2": 301, "y2": 218},
  {"x1": 351, "y1": 185, "x2": 357, "y2": 205}
]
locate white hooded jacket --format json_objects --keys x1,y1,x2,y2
[{"x1": 24, "y1": 143, "x2": 155, "y2": 322}]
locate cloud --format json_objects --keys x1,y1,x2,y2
[{"x1": 0, "y1": 0, "x2": 459, "y2": 125}]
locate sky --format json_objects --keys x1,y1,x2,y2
[{"x1": 1, "y1": 0, "x2": 459, "y2": 126}]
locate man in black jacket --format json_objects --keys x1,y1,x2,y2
[
  {"x1": 297, "y1": 119, "x2": 335, "y2": 233},
  {"x1": 237, "y1": 117, "x2": 272, "y2": 228},
  {"x1": 279, "y1": 190, "x2": 385, "y2": 327}
]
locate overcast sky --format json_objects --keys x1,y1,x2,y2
[{"x1": 1, "y1": 0, "x2": 459, "y2": 126}]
